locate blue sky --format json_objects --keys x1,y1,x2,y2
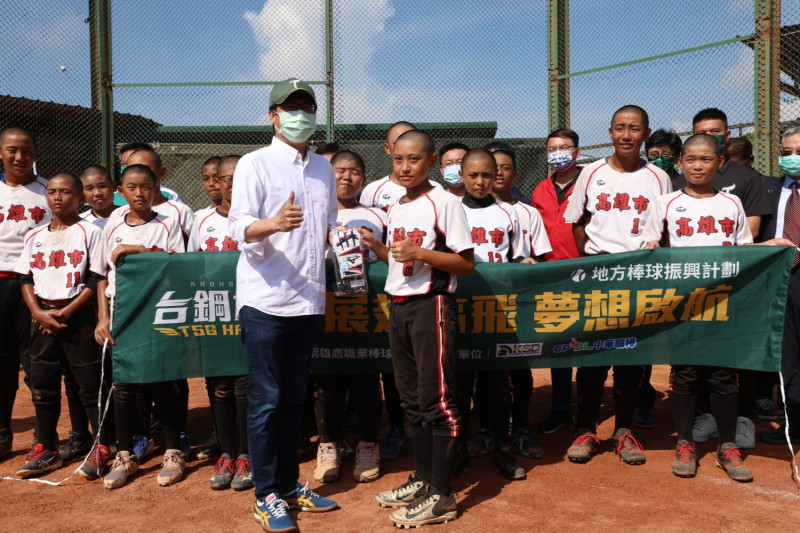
[{"x1": 3, "y1": 0, "x2": 799, "y2": 152}]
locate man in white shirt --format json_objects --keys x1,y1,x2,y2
[{"x1": 228, "y1": 78, "x2": 339, "y2": 532}]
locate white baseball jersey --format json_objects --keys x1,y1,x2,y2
[
  {"x1": 334, "y1": 205, "x2": 387, "y2": 261},
  {"x1": 80, "y1": 209, "x2": 110, "y2": 231},
  {"x1": 461, "y1": 198, "x2": 524, "y2": 263},
  {"x1": 160, "y1": 185, "x2": 182, "y2": 203},
  {"x1": 110, "y1": 199, "x2": 195, "y2": 241},
  {"x1": 385, "y1": 187, "x2": 473, "y2": 296},
  {"x1": 564, "y1": 157, "x2": 671, "y2": 254},
  {"x1": 188, "y1": 207, "x2": 239, "y2": 252},
  {"x1": 15, "y1": 220, "x2": 102, "y2": 300},
  {"x1": 641, "y1": 190, "x2": 752, "y2": 247},
  {"x1": 91, "y1": 213, "x2": 185, "y2": 297},
  {"x1": 361, "y1": 175, "x2": 442, "y2": 211},
  {"x1": 512, "y1": 201, "x2": 553, "y2": 258},
  {"x1": 0, "y1": 176, "x2": 51, "y2": 271}
]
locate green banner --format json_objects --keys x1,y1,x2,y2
[{"x1": 112, "y1": 246, "x2": 793, "y2": 383}]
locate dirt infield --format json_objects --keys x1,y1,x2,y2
[{"x1": 2, "y1": 366, "x2": 800, "y2": 532}]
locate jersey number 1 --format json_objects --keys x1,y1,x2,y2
[
  {"x1": 631, "y1": 218, "x2": 641, "y2": 234},
  {"x1": 66, "y1": 271, "x2": 81, "y2": 288}
]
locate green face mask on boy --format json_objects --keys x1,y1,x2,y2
[{"x1": 711, "y1": 134, "x2": 726, "y2": 148}]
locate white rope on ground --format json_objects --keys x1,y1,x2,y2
[
  {"x1": 777, "y1": 369, "x2": 800, "y2": 490},
  {"x1": 1, "y1": 340, "x2": 114, "y2": 486}
]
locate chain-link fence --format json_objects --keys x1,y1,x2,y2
[
  {"x1": 0, "y1": 1, "x2": 795, "y2": 209},
  {"x1": 779, "y1": 3, "x2": 800, "y2": 151},
  {"x1": 0, "y1": 2, "x2": 96, "y2": 177},
  {"x1": 553, "y1": 0, "x2": 798, "y2": 177},
  {"x1": 329, "y1": 0, "x2": 549, "y2": 197}
]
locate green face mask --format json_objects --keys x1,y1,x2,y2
[
  {"x1": 711, "y1": 134, "x2": 726, "y2": 148},
  {"x1": 648, "y1": 155, "x2": 675, "y2": 173}
]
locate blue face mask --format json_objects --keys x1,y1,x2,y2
[
  {"x1": 442, "y1": 164, "x2": 462, "y2": 186},
  {"x1": 779, "y1": 155, "x2": 800, "y2": 177}
]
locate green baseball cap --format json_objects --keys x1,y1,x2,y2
[{"x1": 269, "y1": 78, "x2": 317, "y2": 108}]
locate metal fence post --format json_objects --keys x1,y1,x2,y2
[
  {"x1": 325, "y1": 0, "x2": 334, "y2": 143},
  {"x1": 90, "y1": 0, "x2": 115, "y2": 170},
  {"x1": 547, "y1": 0, "x2": 570, "y2": 133},
  {"x1": 753, "y1": 0, "x2": 781, "y2": 176}
]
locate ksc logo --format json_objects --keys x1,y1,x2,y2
[
  {"x1": 496, "y1": 343, "x2": 543, "y2": 358},
  {"x1": 571, "y1": 269, "x2": 586, "y2": 282}
]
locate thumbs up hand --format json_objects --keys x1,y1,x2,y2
[
  {"x1": 276, "y1": 190, "x2": 304, "y2": 232},
  {"x1": 390, "y1": 229, "x2": 418, "y2": 263}
]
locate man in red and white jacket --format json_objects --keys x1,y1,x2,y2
[{"x1": 529, "y1": 127, "x2": 583, "y2": 435}]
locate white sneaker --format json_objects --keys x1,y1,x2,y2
[
  {"x1": 692, "y1": 413, "x2": 718, "y2": 442},
  {"x1": 735, "y1": 416, "x2": 756, "y2": 449},
  {"x1": 157, "y1": 449, "x2": 186, "y2": 486},
  {"x1": 353, "y1": 441, "x2": 380, "y2": 482},
  {"x1": 103, "y1": 450, "x2": 139, "y2": 489},
  {"x1": 313, "y1": 442, "x2": 340, "y2": 483}
]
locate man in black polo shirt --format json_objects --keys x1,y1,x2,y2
[{"x1": 671, "y1": 108, "x2": 770, "y2": 238}]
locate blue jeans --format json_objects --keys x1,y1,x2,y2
[{"x1": 239, "y1": 306, "x2": 320, "y2": 498}]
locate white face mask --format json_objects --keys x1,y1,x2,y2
[
  {"x1": 276, "y1": 110, "x2": 316, "y2": 143},
  {"x1": 547, "y1": 150, "x2": 576, "y2": 172}
]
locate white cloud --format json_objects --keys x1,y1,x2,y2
[
  {"x1": 242, "y1": 1, "x2": 547, "y2": 135},
  {"x1": 23, "y1": 12, "x2": 84, "y2": 48},
  {"x1": 245, "y1": 0, "x2": 394, "y2": 122},
  {"x1": 244, "y1": 1, "x2": 523, "y2": 127},
  {"x1": 244, "y1": 0, "x2": 327, "y2": 83},
  {"x1": 721, "y1": 47, "x2": 753, "y2": 91}
]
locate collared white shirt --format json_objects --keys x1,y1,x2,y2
[
  {"x1": 776, "y1": 175, "x2": 800, "y2": 239},
  {"x1": 229, "y1": 137, "x2": 338, "y2": 317}
]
